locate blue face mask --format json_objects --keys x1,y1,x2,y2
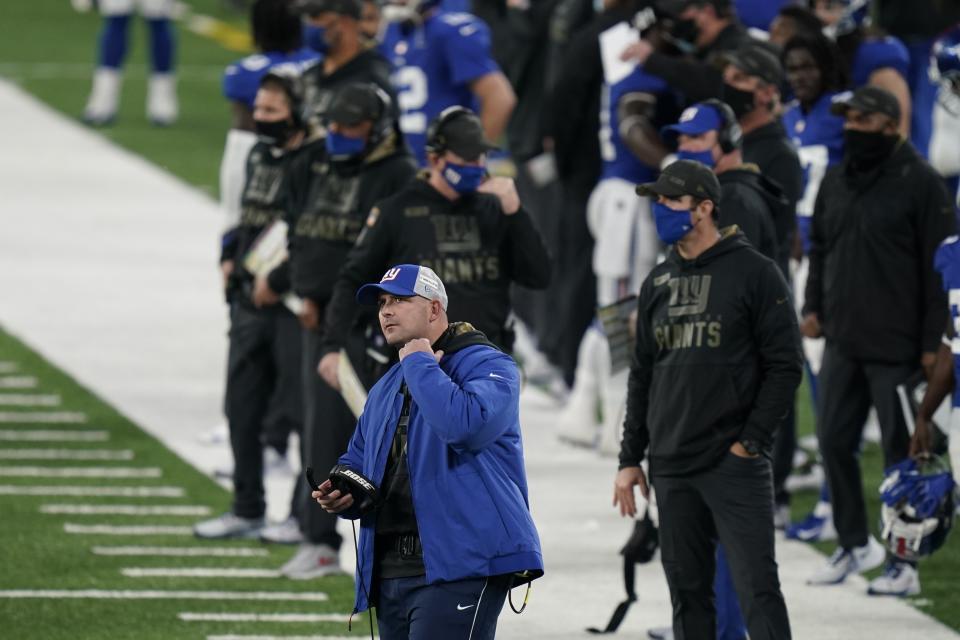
[
  {"x1": 303, "y1": 24, "x2": 328, "y2": 54},
  {"x1": 653, "y1": 201, "x2": 694, "y2": 245},
  {"x1": 675, "y1": 148, "x2": 715, "y2": 168},
  {"x1": 325, "y1": 131, "x2": 366, "y2": 158},
  {"x1": 442, "y1": 162, "x2": 486, "y2": 194}
]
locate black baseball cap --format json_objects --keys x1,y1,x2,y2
[
  {"x1": 429, "y1": 108, "x2": 498, "y2": 161},
  {"x1": 636, "y1": 160, "x2": 721, "y2": 203},
  {"x1": 657, "y1": 0, "x2": 730, "y2": 17},
  {"x1": 326, "y1": 83, "x2": 385, "y2": 126},
  {"x1": 723, "y1": 41, "x2": 784, "y2": 86},
  {"x1": 830, "y1": 86, "x2": 902, "y2": 122},
  {"x1": 295, "y1": 0, "x2": 361, "y2": 19}
]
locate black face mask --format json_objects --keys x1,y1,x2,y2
[
  {"x1": 254, "y1": 118, "x2": 295, "y2": 146},
  {"x1": 721, "y1": 83, "x2": 757, "y2": 120},
  {"x1": 671, "y1": 18, "x2": 699, "y2": 48},
  {"x1": 844, "y1": 129, "x2": 899, "y2": 171}
]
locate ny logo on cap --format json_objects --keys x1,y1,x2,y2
[
  {"x1": 679, "y1": 107, "x2": 698, "y2": 122},
  {"x1": 381, "y1": 268, "x2": 402, "y2": 283}
]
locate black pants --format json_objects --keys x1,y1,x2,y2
[
  {"x1": 225, "y1": 303, "x2": 303, "y2": 519},
  {"x1": 299, "y1": 328, "x2": 359, "y2": 548},
  {"x1": 653, "y1": 452, "x2": 791, "y2": 640},
  {"x1": 817, "y1": 344, "x2": 913, "y2": 549},
  {"x1": 772, "y1": 405, "x2": 797, "y2": 506}
]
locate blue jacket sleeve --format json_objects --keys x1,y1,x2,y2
[
  {"x1": 337, "y1": 411, "x2": 367, "y2": 478},
  {"x1": 401, "y1": 349, "x2": 518, "y2": 451}
]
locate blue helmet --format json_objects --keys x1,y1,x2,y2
[
  {"x1": 879, "y1": 456, "x2": 956, "y2": 561},
  {"x1": 931, "y1": 24, "x2": 960, "y2": 113},
  {"x1": 825, "y1": 0, "x2": 872, "y2": 38}
]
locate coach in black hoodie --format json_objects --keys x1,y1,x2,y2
[{"x1": 614, "y1": 160, "x2": 801, "y2": 640}]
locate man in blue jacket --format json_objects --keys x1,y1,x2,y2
[{"x1": 313, "y1": 263, "x2": 543, "y2": 639}]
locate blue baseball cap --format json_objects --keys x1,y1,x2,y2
[
  {"x1": 356, "y1": 264, "x2": 449, "y2": 310},
  {"x1": 661, "y1": 103, "x2": 724, "y2": 145}
]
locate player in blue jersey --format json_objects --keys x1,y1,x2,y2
[
  {"x1": 556, "y1": 48, "x2": 673, "y2": 449},
  {"x1": 814, "y1": 0, "x2": 912, "y2": 136},
  {"x1": 779, "y1": 30, "x2": 848, "y2": 543},
  {"x1": 929, "y1": 25, "x2": 960, "y2": 210},
  {"x1": 913, "y1": 235, "x2": 960, "y2": 483},
  {"x1": 81, "y1": 0, "x2": 178, "y2": 126},
  {"x1": 380, "y1": 0, "x2": 516, "y2": 165},
  {"x1": 219, "y1": 0, "x2": 318, "y2": 268}
]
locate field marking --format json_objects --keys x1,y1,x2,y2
[
  {"x1": 0, "y1": 429, "x2": 108, "y2": 441},
  {"x1": 0, "y1": 448, "x2": 132, "y2": 460},
  {"x1": 122, "y1": 567, "x2": 282, "y2": 579},
  {"x1": 180, "y1": 613, "x2": 346, "y2": 623},
  {"x1": 0, "y1": 411, "x2": 86, "y2": 423},
  {"x1": 0, "y1": 377, "x2": 38, "y2": 389},
  {"x1": 0, "y1": 362, "x2": 17, "y2": 374},
  {"x1": 0, "y1": 485, "x2": 183, "y2": 497},
  {"x1": 65, "y1": 523, "x2": 193, "y2": 536},
  {"x1": 92, "y1": 546, "x2": 268, "y2": 558},
  {"x1": 0, "y1": 394, "x2": 60, "y2": 406},
  {"x1": 0, "y1": 590, "x2": 328, "y2": 602},
  {"x1": 0, "y1": 466, "x2": 160, "y2": 478},
  {"x1": 206, "y1": 636, "x2": 360, "y2": 640},
  {"x1": 42, "y1": 504, "x2": 210, "y2": 516}
]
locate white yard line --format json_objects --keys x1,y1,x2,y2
[
  {"x1": 0, "y1": 363, "x2": 18, "y2": 373},
  {"x1": 0, "y1": 377, "x2": 38, "y2": 389},
  {"x1": 0, "y1": 466, "x2": 160, "y2": 478},
  {"x1": 122, "y1": 567, "x2": 282, "y2": 578},
  {"x1": 179, "y1": 613, "x2": 346, "y2": 623},
  {"x1": 0, "y1": 448, "x2": 133, "y2": 460},
  {"x1": 206, "y1": 636, "x2": 362, "y2": 640},
  {"x1": 0, "y1": 590, "x2": 327, "y2": 602},
  {"x1": 92, "y1": 546, "x2": 268, "y2": 558},
  {"x1": 0, "y1": 411, "x2": 86, "y2": 423},
  {"x1": 0, "y1": 485, "x2": 183, "y2": 497},
  {"x1": 42, "y1": 504, "x2": 209, "y2": 516},
  {"x1": 0, "y1": 394, "x2": 60, "y2": 406},
  {"x1": 65, "y1": 523, "x2": 193, "y2": 536},
  {"x1": 0, "y1": 429, "x2": 108, "y2": 441}
]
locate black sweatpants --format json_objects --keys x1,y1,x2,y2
[
  {"x1": 653, "y1": 452, "x2": 791, "y2": 640},
  {"x1": 816, "y1": 344, "x2": 913, "y2": 550},
  {"x1": 299, "y1": 329, "x2": 359, "y2": 549},
  {"x1": 225, "y1": 303, "x2": 303, "y2": 519}
]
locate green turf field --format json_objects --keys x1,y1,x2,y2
[{"x1": 0, "y1": 327, "x2": 369, "y2": 639}]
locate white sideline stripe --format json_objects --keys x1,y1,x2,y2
[
  {"x1": 0, "y1": 394, "x2": 60, "y2": 406},
  {"x1": 93, "y1": 546, "x2": 269, "y2": 558},
  {"x1": 0, "y1": 430, "x2": 108, "y2": 441},
  {"x1": 0, "y1": 466, "x2": 160, "y2": 478},
  {"x1": 180, "y1": 613, "x2": 345, "y2": 623},
  {"x1": 207, "y1": 636, "x2": 362, "y2": 640},
  {"x1": 0, "y1": 362, "x2": 17, "y2": 373},
  {"x1": 122, "y1": 567, "x2": 282, "y2": 578},
  {"x1": 42, "y1": 504, "x2": 210, "y2": 516},
  {"x1": 0, "y1": 590, "x2": 328, "y2": 602},
  {"x1": 0, "y1": 377, "x2": 37, "y2": 389},
  {"x1": 65, "y1": 523, "x2": 193, "y2": 536},
  {"x1": 0, "y1": 411, "x2": 86, "y2": 423},
  {"x1": 0, "y1": 448, "x2": 132, "y2": 460},
  {"x1": 0, "y1": 485, "x2": 182, "y2": 497}
]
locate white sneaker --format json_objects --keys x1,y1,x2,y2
[
  {"x1": 83, "y1": 67, "x2": 121, "y2": 125},
  {"x1": 259, "y1": 516, "x2": 303, "y2": 545},
  {"x1": 785, "y1": 463, "x2": 825, "y2": 493},
  {"x1": 773, "y1": 503, "x2": 791, "y2": 531},
  {"x1": 785, "y1": 500, "x2": 836, "y2": 542},
  {"x1": 193, "y1": 512, "x2": 264, "y2": 539},
  {"x1": 147, "y1": 73, "x2": 178, "y2": 126},
  {"x1": 867, "y1": 562, "x2": 920, "y2": 597},
  {"x1": 280, "y1": 543, "x2": 343, "y2": 580},
  {"x1": 263, "y1": 447, "x2": 294, "y2": 478},
  {"x1": 808, "y1": 537, "x2": 886, "y2": 585}
]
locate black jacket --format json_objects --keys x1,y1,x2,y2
[
  {"x1": 322, "y1": 177, "x2": 552, "y2": 353},
  {"x1": 620, "y1": 229, "x2": 802, "y2": 477},
  {"x1": 301, "y1": 48, "x2": 398, "y2": 123},
  {"x1": 742, "y1": 121, "x2": 803, "y2": 267},
  {"x1": 643, "y1": 22, "x2": 750, "y2": 103},
  {"x1": 718, "y1": 164, "x2": 784, "y2": 263},
  {"x1": 272, "y1": 133, "x2": 417, "y2": 303},
  {"x1": 804, "y1": 141, "x2": 956, "y2": 363}
]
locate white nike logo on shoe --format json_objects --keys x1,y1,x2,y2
[
  {"x1": 457, "y1": 603, "x2": 476, "y2": 611},
  {"x1": 488, "y1": 373, "x2": 505, "y2": 379}
]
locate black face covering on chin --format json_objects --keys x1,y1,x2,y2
[
  {"x1": 671, "y1": 18, "x2": 699, "y2": 47},
  {"x1": 843, "y1": 129, "x2": 899, "y2": 171},
  {"x1": 254, "y1": 118, "x2": 295, "y2": 147},
  {"x1": 721, "y1": 83, "x2": 757, "y2": 120}
]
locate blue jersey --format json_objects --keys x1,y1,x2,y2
[
  {"x1": 382, "y1": 11, "x2": 500, "y2": 166},
  {"x1": 599, "y1": 66, "x2": 666, "y2": 183},
  {"x1": 933, "y1": 235, "x2": 960, "y2": 407},
  {"x1": 223, "y1": 49, "x2": 319, "y2": 110},
  {"x1": 851, "y1": 36, "x2": 910, "y2": 87},
  {"x1": 783, "y1": 92, "x2": 846, "y2": 254}
]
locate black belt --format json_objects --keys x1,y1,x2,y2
[{"x1": 378, "y1": 533, "x2": 422, "y2": 557}]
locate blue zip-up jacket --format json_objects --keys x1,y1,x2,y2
[{"x1": 338, "y1": 325, "x2": 544, "y2": 613}]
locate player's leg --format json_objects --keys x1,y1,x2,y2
[
  {"x1": 140, "y1": 0, "x2": 178, "y2": 124},
  {"x1": 84, "y1": 0, "x2": 133, "y2": 124}
]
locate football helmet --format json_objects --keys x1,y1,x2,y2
[{"x1": 879, "y1": 455, "x2": 955, "y2": 561}]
